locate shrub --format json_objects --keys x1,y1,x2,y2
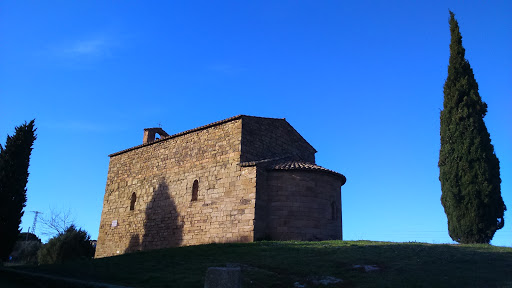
[
  {"x1": 8, "y1": 232, "x2": 42, "y2": 265},
  {"x1": 37, "y1": 225, "x2": 95, "y2": 265},
  {"x1": 10, "y1": 240, "x2": 42, "y2": 265}
]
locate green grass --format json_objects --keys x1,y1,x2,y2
[{"x1": 6, "y1": 240, "x2": 512, "y2": 288}]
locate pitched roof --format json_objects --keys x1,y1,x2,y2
[
  {"x1": 109, "y1": 115, "x2": 316, "y2": 157},
  {"x1": 238, "y1": 156, "x2": 291, "y2": 167},
  {"x1": 110, "y1": 115, "x2": 248, "y2": 157},
  {"x1": 270, "y1": 161, "x2": 346, "y2": 184}
]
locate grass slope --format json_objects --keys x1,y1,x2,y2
[{"x1": 8, "y1": 241, "x2": 512, "y2": 288}]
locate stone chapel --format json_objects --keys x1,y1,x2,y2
[{"x1": 95, "y1": 115, "x2": 346, "y2": 258}]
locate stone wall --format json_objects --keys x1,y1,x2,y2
[
  {"x1": 261, "y1": 170, "x2": 343, "y2": 241},
  {"x1": 95, "y1": 119, "x2": 257, "y2": 258},
  {"x1": 241, "y1": 116, "x2": 316, "y2": 163},
  {"x1": 253, "y1": 166, "x2": 271, "y2": 241}
]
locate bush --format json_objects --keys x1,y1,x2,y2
[
  {"x1": 10, "y1": 240, "x2": 42, "y2": 265},
  {"x1": 18, "y1": 232, "x2": 41, "y2": 242},
  {"x1": 37, "y1": 225, "x2": 95, "y2": 265},
  {"x1": 8, "y1": 233, "x2": 42, "y2": 265}
]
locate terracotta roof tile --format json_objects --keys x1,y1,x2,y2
[
  {"x1": 239, "y1": 156, "x2": 291, "y2": 167},
  {"x1": 270, "y1": 161, "x2": 346, "y2": 184}
]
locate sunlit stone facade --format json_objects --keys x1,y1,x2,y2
[{"x1": 95, "y1": 115, "x2": 346, "y2": 258}]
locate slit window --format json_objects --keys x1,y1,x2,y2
[
  {"x1": 191, "y1": 180, "x2": 199, "y2": 201},
  {"x1": 130, "y1": 193, "x2": 136, "y2": 211}
]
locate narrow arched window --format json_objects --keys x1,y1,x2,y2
[
  {"x1": 130, "y1": 192, "x2": 136, "y2": 211},
  {"x1": 191, "y1": 180, "x2": 199, "y2": 201},
  {"x1": 331, "y1": 201, "x2": 336, "y2": 220}
]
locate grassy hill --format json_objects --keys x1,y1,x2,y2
[{"x1": 3, "y1": 240, "x2": 512, "y2": 287}]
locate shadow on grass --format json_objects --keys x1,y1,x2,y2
[{"x1": 12, "y1": 241, "x2": 512, "y2": 288}]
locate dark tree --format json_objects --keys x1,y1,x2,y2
[
  {"x1": 0, "y1": 120, "x2": 37, "y2": 261},
  {"x1": 37, "y1": 225, "x2": 95, "y2": 264},
  {"x1": 439, "y1": 12, "x2": 506, "y2": 244},
  {"x1": 18, "y1": 232, "x2": 41, "y2": 242}
]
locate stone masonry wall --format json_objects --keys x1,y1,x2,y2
[
  {"x1": 95, "y1": 119, "x2": 257, "y2": 258},
  {"x1": 241, "y1": 116, "x2": 316, "y2": 163},
  {"x1": 253, "y1": 166, "x2": 270, "y2": 241},
  {"x1": 261, "y1": 170, "x2": 342, "y2": 241}
]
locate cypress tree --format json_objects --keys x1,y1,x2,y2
[
  {"x1": 0, "y1": 120, "x2": 37, "y2": 261},
  {"x1": 439, "y1": 12, "x2": 506, "y2": 244}
]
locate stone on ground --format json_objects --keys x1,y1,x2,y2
[{"x1": 204, "y1": 267, "x2": 242, "y2": 288}]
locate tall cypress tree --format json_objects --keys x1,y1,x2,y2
[
  {"x1": 439, "y1": 12, "x2": 506, "y2": 244},
  {"x1": 0, "y1": 120, "x2": 37, "y2": 261}
]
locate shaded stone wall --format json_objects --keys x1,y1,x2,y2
[
  {"x1": 96, "y1": 119, "x2": 257, "y2": 258},
  {"x1": 241, "y1": 116, "x2": 316, "y2": 163},
  {"x1": 260, "y1": 170, "x2": 343, "y2": 241},
  {"x1": 253, "y1": 166, "x2": 270, "y2": 241}
]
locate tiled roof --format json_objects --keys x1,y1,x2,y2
[
  {"x1": 108, "y1": 114, "x2": 317, "y2": 158},
  {"x1": 109, "y1": 115, "x2": 246, "y2": 157},
  {"x1": 270, "y1": 161, "x2": 346, "y2": 184},
  {"x1": 110, "y1": 115, "x2": 293, "y2": 157},
  {"x1": 239, "y1": 156, "x2": 291, "y2": 167}
]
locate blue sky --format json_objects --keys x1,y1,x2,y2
[{"x1": 1, "y1": 1, "x2": 511, "y2": 246}]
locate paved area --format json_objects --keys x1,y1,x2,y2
[{"x1": 0, "y1": 267, "x2": 133, "y2": 288}]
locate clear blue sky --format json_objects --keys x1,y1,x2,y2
[{"x1": 1, "y1": 1, "x2": 510, "y2": 246}]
